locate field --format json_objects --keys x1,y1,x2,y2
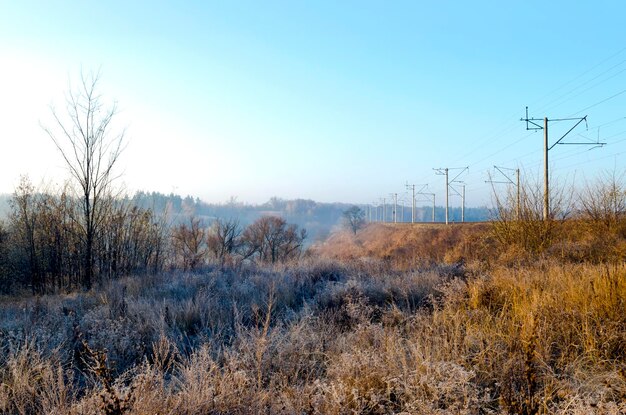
[{"x1": 0, "y1": 221, "x2": 625, "y2": 414}]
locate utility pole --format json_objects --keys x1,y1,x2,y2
[
  {"x1": 540, "y1": 117, "x2": 544, "y2": 220},
  {"x1": 390, "y1": 193, "x2": 398, "y2": 223},
  {"x1": 432, "y1": 194, "x2": 435, "y2": 222},
  {"x1": 449, "y1": 183, "x2": 466, "y2": 222},
  {"x1": 434, "y1": 167, "x2": 468, "y2": 225},
  {"x1": 406, "y1": 183, "x2": 415, "y2": 223},
  {"x1": 521, "y1": 107, "x2": 602, "y2": 221},
  {"x1": 395, "y1": 193, "x2": 398, "y2": 223},
  {"x1": 486, "y1": 166, "x2": 521, "y2": 220},
  {"x1": 517, "y1": 168, "x2": 520, "y2": 220},
  {"x1": 462, "y1": 184, "x2": 465, "y2": 222},
  {"x1": 399, "y1": 194, "x2": 409, "y2": 223},
  {"x1": 417, "y1": 186, "x2": 436, "y2": 223},
  {"x1": 445, "y1": 169, "x2": 448, "y2": 224},
  {"x1": 382, "y1": 198, "x2": 386, "y2": 223}
]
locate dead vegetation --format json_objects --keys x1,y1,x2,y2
[
  {"x1": 0, "y1": 254, "x2": 624, "y2": 413},
  {"x1": 1, "y1": 175, "x2": 625, "y2": 414}
]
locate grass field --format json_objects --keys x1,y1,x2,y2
[{"x1": 0, "y1": 221, "x2": 624, "y2": 414}]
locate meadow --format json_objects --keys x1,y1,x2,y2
[{"x1": 0, "y1": 210, "x2": 625, "y2": 414}]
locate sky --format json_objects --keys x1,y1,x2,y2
[{"x1": 1, "y1": 1, "x2": 625, "y2": 208}]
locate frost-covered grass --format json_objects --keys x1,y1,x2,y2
[{"x1": 0, "y1": 239, "x2": 625, "y2": 413}]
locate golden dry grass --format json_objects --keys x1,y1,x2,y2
[
  {"x1": 0, "y1": 221, "x2": 625, "y2": 414},
  {"x1": 312, "y1": 222, "x2": 493, "y2": 267}
]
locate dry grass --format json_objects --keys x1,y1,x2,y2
[
  {"x1": 311, "y1": 222, "x2": 494, "y2": 268},
  {"x1": 0, "y1": 222, "x2": 625, "y2": 414}
]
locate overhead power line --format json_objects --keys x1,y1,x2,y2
[
  {"x1": 570, "y1": 88, "x2": 626, "y2": 116},
  {"x1": 433, "y1": 167, "x2": 468, "y2": 225},
  {"x1": 521, "y1": 107, "x2": 604, "y2": 220}
]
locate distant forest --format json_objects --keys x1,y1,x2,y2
[
  {"x1": 0, "y1": 191, "x2": 491, "y2": 243},
  {"x1": 125, "y1": 191, "x2": 491, "y2": 241}
]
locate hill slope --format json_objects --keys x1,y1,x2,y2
[{"x1": 312, "y1": 222, "x2": 492, "y2": 266}]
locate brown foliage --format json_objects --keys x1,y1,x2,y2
[
  {"x1": 241, "y1": 216, "x2": 306, "y2": 264},
  {"x1": 311, "y1": 222, "x2": 493, "y2": 268},
  {"x1": 206, "y1": 217, "x2": 241, "y2": 266},
  {"x1": 6, "y1": 180, "x2": 166, "y2": 293},
  {"x1": 1, "y1": 177, "x2": 626, "y2": 413},
  {"x1": 0, "y1": 256, "x2": 624, "y2": 413},
  {"x1": 171, "y1": 216, "x2": 207, "y2": 271}
]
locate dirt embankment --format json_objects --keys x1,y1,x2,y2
[{"x1": 310, "y1": 222, "x2": 493, "y2": 267}]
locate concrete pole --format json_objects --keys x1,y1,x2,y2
[
  {"x1": 393, "y1": 193, "x2": 398, "y2": 223},
  {"x1": 383, "y1": 198, "x2": 386, "y2": 223},
  {"x1": 516, "y1": 169, "x2": 521, "y2": 221},
  {"x1": 461, "y1": 184, "x2": 465, "y2": 223},
  {"x1": 543, "y1": 117, "x2": 550, "y2": 220},
  {"x1": 445, "y1": 168, "x2": 449, "y2": 225},
  {"x1": 412, "y1": 186, "x2": 415, "y2": 223}
]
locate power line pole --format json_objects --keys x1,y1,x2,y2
[
  {"x1": 445, "y1": 169, "x2": 448, "y2": 224},
  {"x1": 462, "y1": 184, "x2": 465, "y2": 222},
  {"x1": 449, "y1": 183, "x2": 466, "y2": 222},
  {"x1": 381, "y1": 198, "x2": 386, "y2": 223},
  {"x1": 540, "y1": 114, "x2": 550, "y2": 220},
  {"x1": 517, "y1": 168, "x2": 520, "y2": 220},
  {"x1": 406, "y1": 183, "x2": 415, "y2": 223},
  {"x1": 390, "y1": 193, "x2": 398, "y2": 223},
  {"x1": 399, "y1": 194, "x2": 409, "y2": 223},
  {"x1": 417, "y1": 186, "x2": 435, "y2": 223},
  {"x1": 521, "y1": 107, "x2": 603, "y2": 220},
  {"x1": 486, "y1": 166, "x2": 521, "y2": 220},
  {"x1": 432, "y1": 195, "x2": 435, "y2": 222},
  {"x1": 407, "y1": 183, "x2": 428, "y2": 223},
  {"x1": 434, "y1": 167, "x2": 468, "y2": 225},
  {"x1": 435, "y1": 168, "x2": 449, "y2": 224},
  {"x1": 431, "y1": 193, "x2": 435, "y2": 222},
  {"x1": 395, "y1": 194, "x2": 398, "y2": 223}
]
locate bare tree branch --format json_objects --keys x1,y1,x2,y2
[{"x1": 41, "y1": 71, "x2": 125, "y2": 288}]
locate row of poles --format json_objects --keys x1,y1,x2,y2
[
  {"x1": 367, "y1": 167, "x2": 468, "y2": 225},
  {"x1": 366, "y1": 107, "x2": 601, "y2": 225}
]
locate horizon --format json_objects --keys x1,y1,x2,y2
[
  {"x1": 2, "y1": 2, "x2": 625, "y2": 207},
  {"x1": 0, "y1": 189, "x2": 492, "y2": 211}
]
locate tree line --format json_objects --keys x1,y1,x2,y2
[
  {"x1": 0, "y1": 72, "x2": 306, "y2": 294},
  {"x1": 0, "y1": 179, "x2": 306, "y2": 294}
]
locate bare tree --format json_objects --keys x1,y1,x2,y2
[
  {"x1": 10, "y1": 176, "x2": 41, "y2": 293},
  {"x1": 0, "y1": 220, "x2": 8, "y2": 292},
  {"x1": 241, "y1": 216, "x2": 306, "y2": 264},
  {"x1": 207, "y1": 218, "x2": 242, "y2": 265},
  {"x1": 343, "y1": 206, "x2": 365, "y2": 235},
  {"x1": 171, "y1": 216, "x2": 207, "y2": 271},
  {"x1": 42, "y1": 72, "x2": 125, "y2": 289},
  {"x1": 579, "y1": 170, "x2": 626, "y2": 232},
  {"x1": 490, "y1": 174, "x2": 571, "y2": 254}
]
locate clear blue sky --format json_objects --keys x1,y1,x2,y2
[{"x1": 1, "y1": 1, "x2": 625, "y2": 207}]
